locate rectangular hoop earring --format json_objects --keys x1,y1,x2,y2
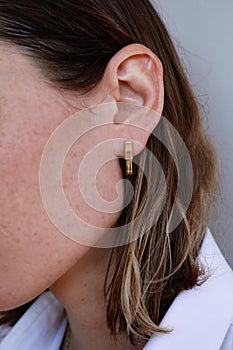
[{"x1": 125, "y1": 141, "x2": 133, "y2": 176}]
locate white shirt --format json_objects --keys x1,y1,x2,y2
[{"x1": 0, "y1": 227, "x2": 233, "y2": 350}]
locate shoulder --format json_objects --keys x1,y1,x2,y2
[{"x1": 143, "y1": 227, "x2": 233, "y2": 350}]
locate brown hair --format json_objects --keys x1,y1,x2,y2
[{"x1": 0, "y1": 0, "x2": 218, "y2": 346}]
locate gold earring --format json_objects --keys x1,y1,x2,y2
[{"x1": 125, "y1": 141, "x2": 133, "y2": 176}]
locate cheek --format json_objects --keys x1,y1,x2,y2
[
  {"x1": 0, "y1": 102, "x2": 92, "y2": 310},
  {"x1": 62, "y1": 129, "x2": 124, "y2": 229},
  {"x1": 0, "y1": 96, "x2": 124, "y2": 310}
]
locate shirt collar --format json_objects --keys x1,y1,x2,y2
[{"x1": 0, "y1": 291, "x2": 67, "y2": 350}]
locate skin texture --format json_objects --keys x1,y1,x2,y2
[{"x1": 0, "y1": 41, "x2": 164, "y2": 349}]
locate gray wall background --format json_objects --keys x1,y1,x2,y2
[{"x1": 151, "y1": 0, "x2": 233, "y2": 268}]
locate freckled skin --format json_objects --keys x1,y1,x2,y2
[{"x1": 0, "y1": 43, "x2": 123, "y2": 311}]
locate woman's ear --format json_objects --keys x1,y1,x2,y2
[{"x1": 102, "y1": 43, "x2": 164, "y2": 157}]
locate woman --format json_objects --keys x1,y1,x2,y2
[{"x1": 0, "y1": 1, "x2": 232, "y2": 349}]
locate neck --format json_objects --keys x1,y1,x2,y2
[{"x1": 50, "y1": 247, "x2": 139, "y2": 350}]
